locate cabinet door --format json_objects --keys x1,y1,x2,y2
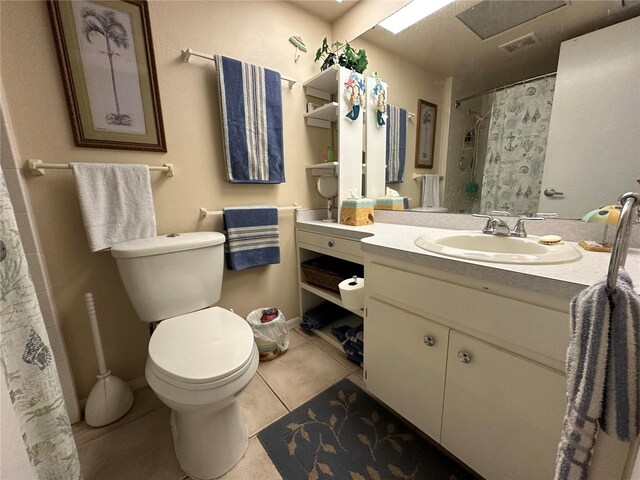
[
  {"x1": 442, "y1": 331, "x2": 565, "y2": 480},
  {"x1": 365, "y1": 298, "x2": 449, "y2": 441}
]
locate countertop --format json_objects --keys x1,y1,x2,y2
[{"x1": 295, "y1": 219, "x2": 640, "y2": 299}]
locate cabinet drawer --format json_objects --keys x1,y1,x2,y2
[
  {"x1": 365, "y1": 298, "x2": 449, "y2": 442},
  {"x1": 441, "y1": 331, "x2": 565, "y2": 480},
  {"x1": 297, "y1": 229, "x2": 363, "y2": 263},
  {"x1": 367, "y1": 262, "x2": 568, "y2": 366}
]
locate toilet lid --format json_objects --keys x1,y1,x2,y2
[{"x1": 148, "y1": 307, "x2": 255, "y2": 384}]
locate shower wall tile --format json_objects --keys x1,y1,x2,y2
[
  {"x1": 3, "y1": 168, "x2": 27, "y2": 213},
  {"x1": 36, "y1": 289, "x2": 57, "y2": 329},
  {"x1": 25, "y1": 253, "x2": 47, "y2": 292},
  {"x1": 14, "y1": 213, "x2": 37, "y2": 254},
  {"x1": 1, "y1": 125, "x2": 16, "y2": 170},
  {"x1": 46, "y1": 325, "x2": 81, "y2": 423}
]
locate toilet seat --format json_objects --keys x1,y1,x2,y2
[{"x1": 148, "y1": 307, "x2": 255, "y2": 389}]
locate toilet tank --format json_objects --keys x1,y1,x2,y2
[{"x1": 111, "y1": 232, "x2": 226, "y2": 323}]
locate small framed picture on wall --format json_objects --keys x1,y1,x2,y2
[
  {"x1": 48, "y1": 0, "x2": 166, "y2": 151},
  {"x1": 415, "y1": 99, "x2": 437, "y2": 168}
]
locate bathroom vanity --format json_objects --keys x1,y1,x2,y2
[{"x1": 295, "y1": 214, "x2": 640, "y2": 480}]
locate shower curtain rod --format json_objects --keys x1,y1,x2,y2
[{"x1": 454, "y1": 71, "x2": 557, "y2": 109}]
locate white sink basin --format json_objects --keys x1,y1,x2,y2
[{"x1": 415, "y1": 231, "x2": 582, "y2": 264}]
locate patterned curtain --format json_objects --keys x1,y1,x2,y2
[
  {"x1": 480, "y1": 77, "x2": 556, "y2": 214},
  {"x1": 0, "y1": 167, "x2": 82, "y2": 479}
]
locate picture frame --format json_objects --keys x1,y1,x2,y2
[
  {"x1": 48, "y1": 0, "x2": 166, "y2": 151},
  {"x1": 415, "y1": 99, "x2": 437, "y2": 168}
]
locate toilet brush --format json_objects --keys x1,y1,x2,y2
[{"x1": 84, "y1": 292, "x2": 134, "y2": 427}]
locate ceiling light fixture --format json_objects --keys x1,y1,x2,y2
[{"x1": 378, "y1": 0, "x2": 455, "y2": 34}]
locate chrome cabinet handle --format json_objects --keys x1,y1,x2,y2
[
  {"x1": 327, "y1": 240, "x2": 334, "y2": 247},
  {"x1": 423, "y1": 335, "x2": 435, "y2": 347},
  {"x1": 457, "y1": 351, "x2": 471, "y2": 364},
  {"x1": 544, "y1": 188, "x2": 564, "y2": 197}
]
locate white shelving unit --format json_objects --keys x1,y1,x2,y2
[
  {"x1": 305, "y1": 162, "x2": 338, "y2": 176},
  {"x1": 296, "y1": 229, "x2": 364, "y2": 354},
  {"x1": 303, "y1": 65, "x2": 340, "y2": 99},
  {"x1": 364, "y1": 76, "x2": 387, "y2": 199},
  {"x1": 302, "y1": 65, "x2": 364, "y2": 221},
  {"x1": 304, "y1": 102, "x2": 338, "y2": 128}
]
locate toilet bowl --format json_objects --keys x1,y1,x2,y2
[
  {"x1": 111, "y1": 233, "x2": 258, "y2": 479},
  {"x1": 145, "y1": 307, "x2": 258, "y2": 479}
]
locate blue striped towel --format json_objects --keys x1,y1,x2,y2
[
  {"x1": 223, "y1": 207, "x2": 280, "y2": 270},
  {"x1": 554, "y1": 272, "x2": 639, "y2": 480},
  {"x1": 216, "y1": 55, "x2": 285, "y2": 184},
  {"x1": 386, "y1": 104, "x2": 407, "y2": 184}
]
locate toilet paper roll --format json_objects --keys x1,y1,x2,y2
[{"x1": 339, "y1": 277, "x2": 364, "y2": 311}]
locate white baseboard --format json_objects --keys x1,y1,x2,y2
[
  {"x1": 286, "y1": 316, "x2": 301, "y2": 329},
  {"x1": 128, "y1": 376, "x2": 148, "y2": 391}
]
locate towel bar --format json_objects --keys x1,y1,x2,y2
[
  {"x1": 199, "y1": 203, "x2": 300, "y2": 219},
  {"x1": 412, "y1": 173, "x2": 443, "y2": 181},
  {"x1": 606, "y1": 191, "x2": 640, "y2": 293},
  {"x1": 181, "y1": 48, "x2": 297, "y2": 89},
  {"x1": 28, "y1": 159, "x2": 174, "y2": 177}
]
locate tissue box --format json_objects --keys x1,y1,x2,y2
[
  {"x1": 375, "y1": 197, "x2": 405, "y2": 210},
  {"x1": 340, "y1": 199, "x2": 374, "y2": 226}
]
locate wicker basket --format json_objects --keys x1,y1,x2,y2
[{"x1": 301, "y1": 257, "x2": 364, "y2": 293}]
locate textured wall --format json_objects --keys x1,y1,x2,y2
[{"x1": 0, "y1": 0, "x2": 331, "y2": 399}]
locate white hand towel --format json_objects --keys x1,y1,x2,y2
[
  {"x1": 71, "y1": 163, "x2": 157, "y2": 252},
  {"x1": 421, "y1": 174, "x2": 440, "y2": 208}
]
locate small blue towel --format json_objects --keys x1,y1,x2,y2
[
  {"x1": 216, "y1": 55, "x2": 285, "y2": 184},
  {"x1": 223, "y1": 207, "x2": 280, "y2": 270},
  {"x1": 386, "y1": 104, "x2": 407, "y2": 184}
]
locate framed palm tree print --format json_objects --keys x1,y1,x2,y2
[
  {"x1": 48, "y1": 0, "x2": 166, "y2": 151},
  {"x1": 415, "y1": 99, "x2": 437, "y2": 169}
]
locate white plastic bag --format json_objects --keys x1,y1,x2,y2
[{"x1": 246, "y1": 309, "x2": 289, "y2": 360}]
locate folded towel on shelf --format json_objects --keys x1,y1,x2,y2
[
  {"x1": 223, "y1": 206, "x2": 280, "y2": 270},
  {"x1": 386, "y1": 104, "x2": 407, "y2": 184},
  {"x1": 216, "y1": 55, "x2": 284, "y2": 184},
  {"x1": 421, "y1": 175, "x2": 441, "y2": 208},
  {"x1": 70, "y1": 163, "x2": 156, "y2": 252},
  {"x1": 331, "y1": 325, "x2": 351, "y2": 343},
  {"x1": 343, "y1": 339, "x2": 363, "y2": 355},
  {"x1": 301, "y1": 303, "x2": 351, "y2": 330},
  {"x1": 346, "y1": 352, "x2": 364, "y2": 368},
  {"x1": 554, "y1": 272, "x2": 640, "y2": 480},
  {"x1": 346, "y1": 324, "x2": 364, "y2": 344}
]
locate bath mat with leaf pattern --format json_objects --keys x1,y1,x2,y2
[{"x1": 258, "y1": 378, "x2": 474, "y2": 480}]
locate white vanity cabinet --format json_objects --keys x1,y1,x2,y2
[
  {"x1": 364, "y1": 257, "x2": 568, "y2": 479},
  {"x1": 366, "y1": 298, "x2": 449, "y2": 442},
  {"x1": 441, "y1": 330, "x2": 565, "y2": 480}
]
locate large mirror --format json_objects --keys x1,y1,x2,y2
[{"x1": 350, "y1": 0, "x2": 640, "y2": 219}]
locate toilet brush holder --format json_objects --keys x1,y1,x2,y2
[{"x1": 84, "y1": 292, "x2": 134, "y2": 427}]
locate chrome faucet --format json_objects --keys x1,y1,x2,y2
[{"x1": 472, "y1": 211, "x2": 552, "y2": 237}]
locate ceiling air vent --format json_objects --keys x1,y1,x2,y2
[{"x1": 499, "y1": 33, "x2": 540, "y2": 54}]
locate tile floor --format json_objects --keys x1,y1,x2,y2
[{"x1": 73, "y1": 328, "x2": 364, "y2": 480}]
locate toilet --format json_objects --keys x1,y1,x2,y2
[{"x1": 111, "y1": 232, "x2": 258, "y2": 480}]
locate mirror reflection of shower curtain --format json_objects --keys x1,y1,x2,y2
[
  {"x1": 480, "y1": 77, "x2": 556, "y2": 214},
  {"x1": 0, "y1": 167, "x2": 81, "y2": 479}
]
